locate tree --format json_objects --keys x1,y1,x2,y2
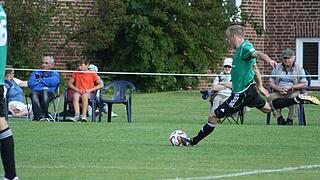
[
  {"x1": 4, "y1": 0, "x2": 60, "y2": 68},
  {"x1": 73, "y1": 0, "x2": 236, "y2": 92}
]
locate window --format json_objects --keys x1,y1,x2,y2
[{"x1": 296, "y1": 38, "x2": 320, "y2": 86}]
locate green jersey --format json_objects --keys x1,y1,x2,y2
[
  {"x1": 0, "y1": 5, "x2": 7, "y2": 85},
  {"x1": 231, "y1": 40, "x2": 256, "y2": 93}
]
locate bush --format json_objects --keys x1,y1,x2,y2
[{"x1": 73, "y1": 0, "x2": 236, "y2": 92}]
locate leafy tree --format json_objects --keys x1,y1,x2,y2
[
  {"x1": 73, "y1": 0, "x2": 236, "y2": 92},
  {"x1": 4, "y1": 0, "x2": 60, "y2": 68}
]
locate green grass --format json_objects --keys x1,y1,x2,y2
[{"x1": 4, "y1": 91, "x2": 320, "y2": 179}]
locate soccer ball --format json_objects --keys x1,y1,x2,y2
[{"x1": 169, "y1": 129, "x2": 188, "y2": 146}]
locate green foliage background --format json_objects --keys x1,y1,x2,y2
[
  {"x1": 5, "y1": 0, "x2": 60, "y2": 68},
  {"x1": 4, "y1": 0, "x2": 240, "y2": 92},
  {"x1": 74, "y1": 0, "x2": 235, "y2": 92}
]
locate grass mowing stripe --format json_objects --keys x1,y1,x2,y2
[{"x1": 162, "y1": 164, "x2": 320, "y2": 180}]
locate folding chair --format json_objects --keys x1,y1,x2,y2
[
  {"x1": 266, "y1": 70, "x2": 311, "y2": 126},
  {"x1": 25, "y1": 86, "x2": 60, "y2": 122},
  {"x1": 98, "y1": 80, "x2": 135, "y2": 123},
  {"x1": 201, "y1": 90, "x2": 244, "y2": 124},
  {"x1": 62, "y1": 88, "x2": 99, "y2": 122}
]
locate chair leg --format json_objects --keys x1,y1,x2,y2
[
  {"x1": 298, "y1": 104, "x2": 306, "y2": 126},
  {"x1": 239, "y1": 108, "x2": 244, "y2": 124},
  {"x1": 266, "y1": 112, "x2": 271, "y2": 125},
  {"x1": 98, "y1": 103, "x2": 102, "y2": 123},
  {"x1": 92, "y1": 101, "x2": 96, "y2": 122},
  {"x1": 126, "y1": 103, "x2": 131, "y2": 123},
  {"x1": 107, "y1": 103, "x2": 113, "y2": 123}
]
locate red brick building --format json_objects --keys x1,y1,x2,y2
[
  {"x1": 241, "y1": 0, "x2": 320, "y2": 88},
  {"x1": 4, "y1": 0, "x2": 320, "y2": 89}
]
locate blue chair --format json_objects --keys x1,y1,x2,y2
[
  {"x1": 266, "y1": 70, "x2": 311, "y2": 126},
  {"x1": 98, "y1": 81, "x2": 135, "y2": 123},
  {"x1": 62, "y1": 88, "x2": 99, "y2": 122}
]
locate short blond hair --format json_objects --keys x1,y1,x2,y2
[{"x1": 226, "y1": 25, "x2": 244, "y2": 38}]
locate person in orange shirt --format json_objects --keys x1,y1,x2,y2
[{"x1": 68, "y1": 60, "x2": 104, "y2": 122}]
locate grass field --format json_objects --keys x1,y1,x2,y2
[{"x1": 3, "y1": 91, "x2": 320, "y2": 179}]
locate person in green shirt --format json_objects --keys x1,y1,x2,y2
[
  {"x1": 182, "y1": 25, "x2": 320, "y2": 146},
  {"x1": 0, "y1": 4, "x2": 19, "y2": 180}
]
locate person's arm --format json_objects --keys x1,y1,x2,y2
[
  {"x1": 68, "y1": 77, "x2": 80, "y2": 92},
  {"x1": 253, "y1": 64, "x2": 269, "y2": 97},
  {"x1": 86, "y1": 78, "x2": 104, "y2": 93},
  {"x1": 19, "y1": 81, "x2": 28, "y2": 88},
  {"x1": 41, "y1": 72, "x2": 60, "y2": 88},
  {"x1": 252, "y1": 51, "x2": 277, "y2": 68},
  {"x1": 221, "y1": 81, "x2": 232, "y2": 89},
  {"x1": 27, "y1": 72, "x2": 40, "y2": 89},
  {"x1": 212, "y1": 76, "x2": 226, "y2": 91},
  {"x1": 269, "y1": 81, "x2": 282, "y2": 92}
]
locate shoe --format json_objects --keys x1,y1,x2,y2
[
  {"x1": 180, "y1": 137, "x2": 196, "y2": 146},
  {"x1": 3, "y1": 176, "x2": 19, "y2": 180},
  {"x1": 70, "y1": 116, "x2": 80, "y2": 122},
  {"x1": 39, "y1": 117, "x2": 49, "y2": 122},
  {"x1": 285, "y1": 118, "x2": 293, "y2": 125},
  {"x1": 111, "y1": 112, "x2": 117, "y2": 117},
  {"x1": 277, "y1": 116, "x2": 286, "y2": 125},
  {"x1": 80, "y1": 116, "x2": 88, "y2": 122},
  {"x1": 296, "y1": 94, "x2": 320, "y2": 105}
]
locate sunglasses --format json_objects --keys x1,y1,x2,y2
[{"x1": 224, "y1": 65, "x2": 232, "y2": 68}]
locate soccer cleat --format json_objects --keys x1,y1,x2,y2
[
  {"x1": 296, "y1": 94, "x2": 320, "y2": 105},
  {"x1": 277, "y1": 116, "x2": 286, "y2": 125},
  {"x1": 3, "y1": 176, "x2": 19, "y2": 180},
  {"x1": 180, "y1": 137, "x2": 196, "y2": 146}
]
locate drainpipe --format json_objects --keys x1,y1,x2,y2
[{"x1": 263, "y1": 0, "x2": 266, "y2": 31}]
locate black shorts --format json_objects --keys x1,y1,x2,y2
[
  {"x1": 214, "y1": 83, "x2": 266, "y2": 118},
  {"x1": 0, "y1": 85, "x2": 5, "y2": 117}
]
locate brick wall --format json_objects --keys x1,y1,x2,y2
[
  {"x1": 265, "y1": 0, "x2": 320, "y2": 61},
  {"x1": 200, "y1": 0, "x2": 320, "y2": 90},
  {"x1": 48, "y1": 0, "x2": 96, "y2": 71}
]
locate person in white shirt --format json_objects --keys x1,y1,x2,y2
[
  {"x1": 5, "y1": 65, "x2": 32, "y2": 117},
  {"x1": 209, "y1": 58, "x2": 233, "y2": 114}
]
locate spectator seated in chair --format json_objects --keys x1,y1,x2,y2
[
  {"x1": 27, "y1": 55, "x2": 60, "y2": 121},
  {"x1": 68, "y1": 60, "x2": 104, "y2": 122},
  {"x1": 202, "y1": 57, "x2": 269, "y2": 124},
  {"x1": 268, "y1": 48, "x2": 307, "y2": 125},
  {"x1": 209, "y1": 58, "x2": 233, "y2": 123},
  {"x1": 5, "y1": 65, "x2": 32, "y2": 117}
]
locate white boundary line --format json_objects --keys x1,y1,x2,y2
[
  {"x1": 9, "y1": 68, "x2": 320, "y2": 77},
  {"x1": 162, "y1": 164, "x2": 320, "y2": 180}
]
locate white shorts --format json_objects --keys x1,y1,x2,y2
[{"x1": 8, "y1": 101, "x2": 31, "y2": 112}]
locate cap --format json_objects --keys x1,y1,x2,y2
[
  {"x1": 88, "y1": 64, "x2": 98, "y2": 72},
  {"x1": 282, "y1": 48, "x2": 294, "y2": 58},
  {"x1": 223, "y1": 58, "x2": 233, "y2": 67}
]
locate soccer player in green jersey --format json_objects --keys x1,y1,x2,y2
[
  {"x1": 0, "y1": 4, "x2": 19, "y2": 180},
  {"x1": 182, "y1": 25, "x2": 320, "y2": 146}
]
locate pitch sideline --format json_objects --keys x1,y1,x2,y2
[{"x1": 162, "y1": 164, "x2": 320, "y2": 180}]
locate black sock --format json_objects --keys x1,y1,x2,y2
[
  {"x1": 270, "y1": 98, "x2": 297, "y2": 110},
  {"x1": 192, "y1": 122, "x2": 216, "y2": 145},
  {"x1": 0, "y1": 128, "x2": 17, "y2": 179}
]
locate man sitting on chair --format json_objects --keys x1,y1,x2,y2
[
  {"x1": 268, "y1": 48, "x2": 307, "y2": 125},
  {"x1": 28, "y1": 55, "x2": 60, "y2": 121}
]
